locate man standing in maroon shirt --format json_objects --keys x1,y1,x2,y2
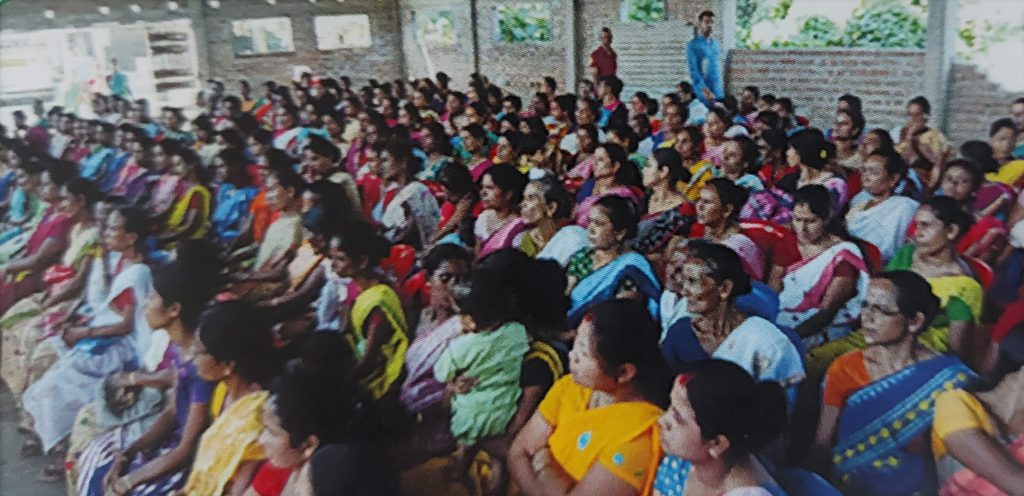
[{"x1": 589, "y1": 27, "x2": 617, "y2": 79}]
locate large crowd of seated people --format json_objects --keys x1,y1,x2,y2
[{"x1": 2, "y1": 65, "x2": 1024, "y2": 496}]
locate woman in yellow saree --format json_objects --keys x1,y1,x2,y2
[
  {"x1": 509, "y1": 299, "x2": 672, "y2": 496},
  {"x1": 182, "y1": 300, "x2": 282, "y2": 495},
  {"x1": 157, "y1": 148, "x2": 211, "y2": 248},
  {"x1": 326, "y1": 223, "x2": 408, "y2": 400},
  {"x1": 806, "y1": 197, "x2": 986, "y2": 376}
]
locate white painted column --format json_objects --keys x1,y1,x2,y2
[{"x1": 924, "y1": 0, "x2": 957, "y2": 132}]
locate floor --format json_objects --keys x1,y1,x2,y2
[{"x1": 0, "y1": 386, "x2": 66, "y2": 496}]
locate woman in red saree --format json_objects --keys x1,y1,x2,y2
[{"x1": 0, "y1": 165, "x2": 75, "y2": 315}]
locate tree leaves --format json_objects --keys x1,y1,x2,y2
[{"x1": 624, "y1": 0, "x2": 666, "y2": 24}]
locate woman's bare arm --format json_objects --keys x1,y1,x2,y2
[
  {"x1": 942, "y1": 429, "x2": 1024, "y2": 496},
  {"x1": 807, "y1": 404, "x2": 841, "y2": 475},
  {"x1": 509, "y1": 412, "x2": 554, "y2": 496},
  {"x1": 118, "y1": 402, "x2": 210, "y2": 488}
]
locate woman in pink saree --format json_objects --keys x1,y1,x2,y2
[{"x1": 475, "y1": 164, "x2": 528, "y2": 260}]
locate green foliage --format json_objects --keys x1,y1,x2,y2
[
  {"x1": 736, "y1": 0, "x2": 1021, "y2": 65},
  {"x1": 770, "y1": 0, "x2": 794, "y2": 20},
  {"x1": 842, "y1": 1, "x2": 926, "y2": 48},
  {"x1": 736, "y1": 0, "x2": 760, "y2": 48},
  {"x1": 737, "y1": 0, "x2": 928, "y2": 49},
  {"x1": 496, "y1": 3, "x2": 553, "y2": 44},
  {"x1": 624, "y1": 0, "x2": 666, "y2": 24},
  {"x1": 957, "y1": 0, "x2": 1024, "y2": 61},
  {"x1": 778, "y1": 15, "x2": 843, "y2": 48}
]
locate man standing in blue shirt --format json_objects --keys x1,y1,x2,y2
[{"x1": 686, "y1": 10, "x2": 724, "y2": 108}]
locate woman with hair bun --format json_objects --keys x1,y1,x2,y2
[
  {"x1": 775, "y1": 129, "x2": 848, "y2": 213},
  {"x1": 634, "y1": 148, "x2": 695, "y2": 257},
  {"x1": 779, "y1": 185, "x2": 869, "y2": 348},
  {"x1": 252, "y1": 361, "x2": 393, "y2": 496},
  {"x1": 0, "y1": 160, "x2": 76, "y2": 314},
  {"x1": 87, "y1": 251, "x2": 224, "y2": 496},
  {"x1": 808, "y1": 271, "x2": 976, "y2": 496},
  {"x1": 181, "y1": 300, "x2": 283, "y2": 495},
  {"x1": 509, "y1": 298, "x2": 673, "y2": 496},
  {"x1": 567, "y1": 195, "x2": 661, "y2": 328},
  {"x1": 653, "y1": 359, "x2": 788, "y2": 496},
  {"x1": 22, "y1": 206, "x2": 153, "y2": 459},
  {"x1": 516, "y1": 176, "x2": 574, "y2": 258},
  {"x1": 325, "y1": 222, "x2": 408, "y2": 400},
  {"x1": 693, "y1": 178, "x2": 773, "y2": 284},
  {"x1": 1, "y1": 177, "x2": 103, "y2": 400}
]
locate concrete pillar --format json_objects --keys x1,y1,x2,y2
[
  {"x1": 924, "y1": 0, "x2": 957, "y2": 132},
  {"x1": 716, "y1": 0, "x2": 737, "y2": 52},
  {"x1": 565, "y1": 0, "x2": 579, "y2": 92},
  {"x1": 391, "y1": 0, "x2": 407, "y2": 80},
  {"x1": 189, "y1": 0, "x2": 212, "y2": 83},
  {"x1": 470, "y1": 0, "x2": 480, "y2": 75}
]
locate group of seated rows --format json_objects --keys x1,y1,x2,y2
[{"x1": 2, "y1": 70, "x2": 1024, "y2": 496}]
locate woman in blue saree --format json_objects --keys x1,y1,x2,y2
[
  {"x1": 807, "y1": 270, "x2": 976, "y2": 495},
  {"x1": 210, "y1": 148, "x2": 259, "y2": 246},
  {"x1": 659, "y1": 240, "x2": 804, "y2": 389},
  {"x1": 567, "y1": 195, "x2": 661, "y2": 328}
]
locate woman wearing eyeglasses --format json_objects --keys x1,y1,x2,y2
[{"x1": 807, "y1": 270, "x2": 976, "y2": 496}]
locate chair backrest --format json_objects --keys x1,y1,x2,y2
[
  {"x1": 963, "y1": 255, "x2": 994, "y2": 290},
  {"x1": 771, "y1": 466, "x2": 843, "y2": 496},
  {"x1": 382, "y1": 244, "x2": 417, "y2": 282},
  {"x1": 858, "y1": 240, "x2": 883, "y2": 274},
  {"x1": 739, "y1": 219, "x2": 801, "y2": 269}
]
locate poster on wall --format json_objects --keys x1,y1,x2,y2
[
  {"x1": 232, "y1": 17, "x2": 295, "y2": 55},
  {"x1": 415, "y1": 10, "x2": 456, "y2": 48},
  {"x1": 315, "y1": 15, "x2": 373, "y2": 50},
  {"x1": 0, "y1": 33, "x2": 57, "y2": 95}
]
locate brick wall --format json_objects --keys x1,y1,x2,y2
[
  {"x1": 200, "y1": 0, "x2": 403, "y2": 90},
  {"x1": 947, "y1": 63, "x2": 1019, "y2": 146},
  {"x1": 576, "y1": 0, "x2": 712, "y2": 100},
  {"x1": 474, "y1": 0, "x2": 572, "y2": 98},
  {"x1": 727, "y1": 49, "x2": 927, "y2": 137}
]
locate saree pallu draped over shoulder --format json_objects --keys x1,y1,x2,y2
[{"x1": 833, "y1": 355, "x2": 976, "y2": 496}]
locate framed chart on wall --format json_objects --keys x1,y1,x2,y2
[
  {"x1": 314, "y1": 14, "x2": 373, "y2": 50},
  {"x1": 232, "y1": 17, "x2": 295, "y2": 56}
]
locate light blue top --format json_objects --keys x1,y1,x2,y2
[
  {"x1": 686, "y1": 35, "x2": 724, "y2": 107},
  {"x1": 685, "y1": 98, "x2": 709, "y2": 126},
  {"x1": 654, "y1": 455, "x2": 787, "y2": 496},
  {"x1": 79, "y1": 147, "x2": 116, "y2": 181}
]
